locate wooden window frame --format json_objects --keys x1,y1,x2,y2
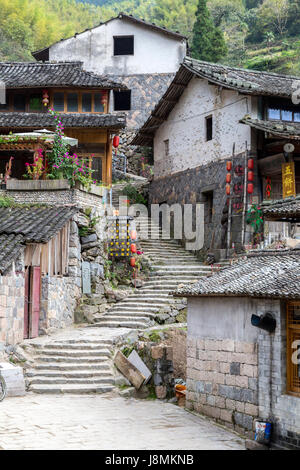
[
  {"x1": 286, "y1": 301, "x2": 300, "y2": 396},
  {"x1": 50, "y1": 90, "x2": 108, "y2": 114}
]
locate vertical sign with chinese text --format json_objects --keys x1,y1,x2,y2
[{"x1": 282, "y1": 162, "x2": 296, "y2": 199}]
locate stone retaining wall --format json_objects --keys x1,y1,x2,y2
[
  {"x1": 0, "y1": 254, "x2": 25, "y2": 346},
  {"x1": 0, "y1": 187, "x2": 105, "y2": 210}
]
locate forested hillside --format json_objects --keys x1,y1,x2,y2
[{"x1": 0, "y1": 0, "x2": 299, "y2": 74}]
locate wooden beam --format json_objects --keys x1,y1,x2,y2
[{"x1": 106, "y1": 133, "x2": 113, "y2": 186}]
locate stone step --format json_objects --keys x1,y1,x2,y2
[
  {"x1": 35, "y1": 355, "x2": 111, "y2": 364},
  {"x1": 31, "y1": 342, "x2": 113, "y2": 350},
  {"x1": 110, "y1": 302, "x2": 167, "y2": 309},
  {"x1": 27, "y1": 376, "x2": 115, "y2": 385},
  {"x1": 33, "y1": 362, "x2": 112, "y2": 371},
  {"x1": 95, "y1": 315, "x2": 152, "y2": 323},
  {"x1": 28, "y1": 339, "x2": 113, "y2": 347},
  {"x1": 123, "y1": 296, "x2": 171, "y2": 303},
  {"x1": 107, "y1": 305, "x2": 163, "y2": 313},
  {"x1": 29, "y1": 384, "x2": 114, "y2": 394},
  {"x1": 26, "y1": 369, "x2": 113, "y2": 379},
  {"x1": 105, "y1": 310, "x2": 157, "y2": 317},
  {"x1": 89, "y1": 320, "x2": 147, "y2": 329},
  {"x1": 35, "y1": 348, "x2": 111, "y2": 358}
]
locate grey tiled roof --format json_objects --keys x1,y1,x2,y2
[
  {"x1": 0, "y1": 112, "x2": 126, "y2": 130},
  {"x1": 175, "y1": 250, "x2": 300, "y2": 300},
  {"x1": 0, "y1": 206, "x2": 76, "y2": 244},
  {"x1": 0, "y1": 62, "x2": 126, "y2": 89},
  {"x1": 262, "y1": 196, "x2": 300, "y2": 220},
  {"x1": 183, "y1": 57, "x2": 298, "y2": 98},
  {"x1": 132, "y1": 56, "x2": 300, "y2": 146},
  {"x1": 0, "y1": 233, "x2": 24, "y2": 274},
  {"x1": 240, "y1": 117, "x2": 300, "y2": 140}
]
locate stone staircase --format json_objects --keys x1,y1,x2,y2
[
  {"x1": 90, "y1": 214, "x2": 228, "y2": 329},
  {"x1": 24, "y1": 337, "x2": 115, "y2": 394},
  {"x1": 23, "y1": 186, "x2": 227, "y2": 394}
]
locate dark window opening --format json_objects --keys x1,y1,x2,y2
[
  {"x1": 53, "y1": 92, "x2": 64, "y2": 112},
  {"x1": 114, "y1": 36, "x2": 134, "y2": 56},
  {"x1": 82, "y1": 93, "x2": 92, "y2": 113},
  {"x1": 206, "y1": 115, "x2": 213, "y2": 141},
  {"x1": 29, "y1": 94, "x2": 43, "y2": 112},
  {"x1": 13, "y1": 94, "x2": 26, "y2": 112},
  {"x1": 114, "y1": 90, "x2": 131, "y2": 111},
  {"x1": 67, "y1": 93, "x2": 78, "y2": 112},
  {"x1": 94, "y1": 93, "x2": 104, "y2": 113},
  {"x1": 164, "y1": 139, "x2": 169, "y2": 157},
  {"x1": 203, "y1": 190, "x2": 214, "y2": 223}
]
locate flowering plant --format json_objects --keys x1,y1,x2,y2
[
  {"x1": 47, "y1": 109, "x2": 97, "y2": 189},
  {"x1": 25, "y1": 148, "x2": 44, "y2": 180}
]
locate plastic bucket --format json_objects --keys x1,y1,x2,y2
[{"x1": 255, "y1": 421, "x2": 272, "y2": 445}]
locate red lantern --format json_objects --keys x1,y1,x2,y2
[
  {"x1": 42, "y1": 89, "x2": 49, "y2": 107},
  {"x1": 130, "y1": 257, "x2": 136, "y2": 267},
  {"x1": 226, "y1": 173, "x2": 231, "y2": 184},
  {"x1": 248, "y1": 158, "x2": 254, "y2": 170},
  {"x1": 226, "y1": 161, "x2": 232, "y2": 172},
  {"x1": 247, "y1": 183, "x2": 254, "y2": 194},
  {"x1": 113, "y1": 136, "x2": 120, "y2": 148},
  {"x1": 130, "y1": 230, "x2": 137, "y2": 240},
  {"x1": 130, "y1": 243, "x2": 137, "y2": 253},
  {"x1": 248, "y1": 171, "x2": 254, "y2": 182},
  {"x1": 226, "y1": 184, "x2": 231, "y2": 195}
]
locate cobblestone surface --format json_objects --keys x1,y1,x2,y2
[{"x1": 0, "y1": 393, "x2": 245, "y2": 450}]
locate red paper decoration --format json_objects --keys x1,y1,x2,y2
[
  {"x1": 248, "y1": 158, "x2": 254, "y2": 170},
  {"x1": 130, "y1": 230, "x2": 137, "y2": 240},
  {"x1": 113, "y1": 136, "x2": 120, "y2": 148},
  {"x1": 226, "y1": 161, "x2": 232, "y2": 172},
  {"x1": 226, "y1": 173, "x2": 231, "y2": 183},
  {"x1": 247, "y1": 183, "x2": 254, "y2": 194},
  {"x1": 42, "y1": 89, "x2": 49, "y2": 107},
  {"x1": 226, "y1": 184, "x2": 231, "y2": 195},
  {"x1": 130, "y1": 243, "x2": 137, "y2": 253},
  {"x1": 130, "y1": 257, "x2": 136, "y2": 267},
  {"x1": 248, "y1": 171, "x2": 254, "y2": 182}
]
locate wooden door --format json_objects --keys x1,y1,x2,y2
[
  {"x1": 30, "y1": 267, "x2": 41, "y2": 339},
  {"x1": 23, "y1": 267, "x2": 30, "y2": 339}
]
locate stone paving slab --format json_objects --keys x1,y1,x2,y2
[{"x1": 0, "y1": 393, "x2": 245, "y2": 450}]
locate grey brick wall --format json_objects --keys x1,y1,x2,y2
[{"x1": 186, "y1": 336, "x2": 258, "y2": 438}]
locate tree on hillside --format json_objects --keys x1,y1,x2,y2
[{"x1": 190, "y1": 0, "x2": 227, "y2": 62}]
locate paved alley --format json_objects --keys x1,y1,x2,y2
[{"x1": 0, "y1": 393, "x2": 245, "y2": 450}]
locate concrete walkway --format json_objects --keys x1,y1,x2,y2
[{"x1": 0, "y1": 393, "x2": 245, "y2": 450}]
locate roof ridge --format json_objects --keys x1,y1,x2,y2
[{"x1": 184, "y1": 56, "x2": 300, "y2": 81}]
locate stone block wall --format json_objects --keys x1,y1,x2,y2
[
  {"x1": 0, "y1": 255, "x2": 25, "y2": 346},
  {"x1": 186, "y1": 337, "x2": 258, "y2": 438},
  {"x1": 149, "y1": 155, "x2": 259, "y2": 258},
  {"x1": 0, "y1": 187, "x2": 104, "y2": 210}
]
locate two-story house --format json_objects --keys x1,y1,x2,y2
[
  {"x1": 32, "y1": 13, "x2": 187, "y2": 129},
  {"x1": 0, "y1": 61, "x2": 127, "y2": 185},
  {"x1": 133, "y1": 57, "x2": 300, "y2": 259}
]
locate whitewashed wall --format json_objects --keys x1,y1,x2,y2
[
  {"x1": 153, "y1": 77, "x2": 258, "y2": 178},
  {"x1": 49, "y1": 18, "x2": 186, "y2": 75}
]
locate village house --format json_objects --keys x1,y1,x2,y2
[
  {"x1": 175, "y1": 244, "x2": 300, "y2": 449},
  {"x1": 0, "y1": 61, "x2": 126, "y2": 187},
  {"x1": 31, "y1": 13, "x2": 188, "y2": 174},
  {"x1": 0, "y1": 206, "x2": 79, "y2": 344},
  {"x1": 132, "y1": 57, "x2": 300, "y2": 260},
  {"x1": 32, "y1": 13, "x2": 187, "y2": 128}
]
